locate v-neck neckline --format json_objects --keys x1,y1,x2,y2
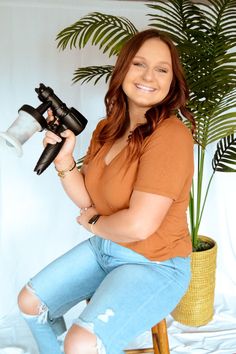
[{"x1": 103, "y1": 142, "x2": 128, "y2": 166}]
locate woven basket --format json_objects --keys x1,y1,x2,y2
[{"x1": 171, "y1": 236, "x2": 217, "y2": 326}]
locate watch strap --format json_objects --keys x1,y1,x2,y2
[{"x1": 88, "y1": 214, "x2": 100, "y2": 225}]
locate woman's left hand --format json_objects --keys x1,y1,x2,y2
[{"x1": 77, "y1": 206, "x2": 99, "y2": 233}]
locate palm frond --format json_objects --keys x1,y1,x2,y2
[
  {"x1": 190, "y1": 105, "x2": 236, "y2": 146},
  {"x1": 76, "y1": 156, "x2": 85, "y2": 170},
  {"x1": 72, "y1": 65, "x2": 114, "y2": 85},
  {"x1": 56, "y1": 12, "x2": 137, "y2": 57},
  {"x1": 213, "y1": 90, "x2": 236, "y2": 115},
  {"x1": 147, "y1": 0, "x2": 207, "y2": 42},
  {"x1": 212, "y1": 134, "x2": 236, "y2": 172}
]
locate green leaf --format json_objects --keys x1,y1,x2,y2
[
  {"x1": 72, "y1": 65, "x2": 114, "y2": 85},
  {"x1": 212, "y1": 134, "x2": 236, "y2": 172},
  {"x1": 76, "y1": 156, "x2": 85, "y2": 170},
  {"x1": 56, "y1": 12, "x2": 137, "y2": 57}
]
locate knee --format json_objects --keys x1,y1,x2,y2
[
  {"x1": 18, "y1": 286, "x2": 41, "y2": 315},
  {"x1": 64, "y1": 325, "x2": 98, "y2": 354}
]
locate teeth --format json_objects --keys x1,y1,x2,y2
[{"x1": 136, "y1": 84, "x2": 155, "y2": 92}]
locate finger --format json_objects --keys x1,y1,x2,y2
[
  {"x1": 43, "y1": 138, "x2": 57, "y2": 146},
  {"x1": 45, "y1": 131, "x2": 62, "y2": 142},
  {"x1": 43, "y1": 133, "x2": 62, "y2": 147},
  {"x1": 47, "y1": 108, "x2": 54, "y2": 117},
  {"x1": 46, "y1": 108, "x2": 54, "y2": 122},
  {"x1": 43, "y1": 137, "x2": 58, "y2": 147},
  {"x1": 60, "y1": 129, "x2": 74, "y2": 139}
]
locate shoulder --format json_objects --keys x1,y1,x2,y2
[
  {"x1": 141, "y1": 115, "x2": 194, "y2": 157},
  {"x1": 148, "y1": 115, "x2": 193, "y2": 146},
  {"x1": 93, "y1": 118, "x2": 107, "y2": 134},
  {"x1": 90, "y1": 118, "x2": 107, "y2": 143},
  {"x1": 159, "y1": 115, "x2": 192, "y2": 137}
]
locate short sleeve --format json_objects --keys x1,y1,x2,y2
[
  {"x1": 83, "y1": 119, "x2": 107, "y2": 165},
  {"x1": 134, "y1": 118, "x2": 194, "y2": 200}
]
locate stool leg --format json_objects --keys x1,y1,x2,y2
[
  {"x1": 124, "y1": 320, "x2": 171, "y2": 354},
  {"x1": 151, "y1": 324, "x2": 161, "y2": 354},
  {"x1": 154, "y1": 319, "x2": 170, "y2": 354}
]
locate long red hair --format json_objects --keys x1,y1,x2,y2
[{"x1": 91, "y1": 29, "x2": 195, "y2": 162}]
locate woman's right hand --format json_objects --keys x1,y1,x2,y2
[{"x1": 43, "y1": 109, "x2": 76, "y2": 168}]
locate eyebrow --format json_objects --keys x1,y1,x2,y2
[{"x1": 133, "y1": 56, "x2": 172, "y2": 67}]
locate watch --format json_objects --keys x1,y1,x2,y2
[{"x1": 88, "y1": 214, "x2": 101, "y2": 225}]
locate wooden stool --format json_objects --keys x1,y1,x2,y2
[{"x1": 124, "y1": 319, "x2": 170, "y2": 354}]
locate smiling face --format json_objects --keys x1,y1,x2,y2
[{"x1": 122, "y1": 38, "x2": 173, "y2": 116}]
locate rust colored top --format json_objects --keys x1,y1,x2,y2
[{"x1": 83, "y1": 115, "x2": 194, "y2": 261}]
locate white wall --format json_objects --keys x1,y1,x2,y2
[{"x1": 0, "y1": 0, "x2": 235, "y2": 352}]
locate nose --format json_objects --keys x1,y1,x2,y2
[{"x1": 142, "y1": 67, "x2": 155, "y2": 81}]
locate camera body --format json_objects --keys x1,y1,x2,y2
[
  {"x1": 35, "y1": 83, "x2": 87, "y2": 137},
  {"x1": 34, "y1": 83, "x2": 87, "y2": 174}
]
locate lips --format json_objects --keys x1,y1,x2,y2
[{"x1": 135, "y1": 84, "x2": 156, "y2": 92}]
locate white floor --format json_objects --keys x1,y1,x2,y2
[{"x1": 0, "y1": 312, "x2": 37, "y2": 354}]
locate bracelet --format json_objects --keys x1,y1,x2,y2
[
  {"x1": 88, "y1": 214, "x2": 101, "y2": 235},
  {"x1": 90, "y1": 223, "x2": 96, "y2": 234},
  {"x1": 55, "y1": 159, "x2": 76, "y2": 178},
  {"x1": 88, "y1": 214, "x2": 100, "y2": 224}
]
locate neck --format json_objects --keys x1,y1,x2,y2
[{"x1": 128, "y1": 111, "x2": 147, "y2": 131}]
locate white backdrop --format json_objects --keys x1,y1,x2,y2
[{"x1": 0, "y1": 1, "x2": 235, "y2": 353}]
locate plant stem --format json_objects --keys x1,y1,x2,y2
[
  {"x1": 189, "y1": 181, "x2": 195, "y2": 240},
  {"x1": 193, "y1": 145, "x2": 206, "y2": 247},
  {"x1": 198, "y1": 170, "x2": 215, "y2": 230}
]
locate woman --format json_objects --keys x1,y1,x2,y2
[{"x1": 18, "y1": 29, "x2": 195, "y2": 354}]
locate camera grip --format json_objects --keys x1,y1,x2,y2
[{"x1": 34, "y1": 139, "x2": 65, "y2": 175}]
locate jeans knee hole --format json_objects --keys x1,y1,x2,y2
[
  {"x1": 25, "y1": 282, "x2": 49, "y2": 322},
  {"x1": 74, "y1": 319, "x2": 106, "y2": 354}
]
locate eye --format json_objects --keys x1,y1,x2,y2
[
  {"x1": 133, "y1": 61, "x2": 146, "y2": 68},
  {"x1": 156, "y1": 67, "x2": 168, "y2": 73}
]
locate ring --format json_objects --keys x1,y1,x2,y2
[{"x1": 80, "y1": 207, "x2": 89, "y2": 214}]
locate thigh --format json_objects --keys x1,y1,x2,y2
[
  {"x1": 28, "y1": 238, "x2": 107, "y2": 317},
  {"x1": 75, "y1": 256, "x2": 190, "y2": 354}
]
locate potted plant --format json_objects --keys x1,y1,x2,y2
[{"x1": 56, "y1": 0, "x2": 236, "y2": 326}]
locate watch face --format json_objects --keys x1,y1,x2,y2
[{"x1": 88, "y1": 214, "x2": 100, "y2": 224}]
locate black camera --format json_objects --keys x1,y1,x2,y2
[
  {"x1": 0, "y1": 83, "x2": 87, "y2": 174},
  {"x1": 34, "y1": 83, "x2": 87, "y2": 174}
]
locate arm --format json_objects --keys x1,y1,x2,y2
[
  {"x1": 78, "y1": 190, "x2": 173, "y2": 243},
  {"x1": 43, "y1": 125, "x2": 92, "y2": 209},
  {"x1": 55, "y1": 157, "x2": 92, "y2": 209}
]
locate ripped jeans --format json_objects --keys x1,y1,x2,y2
[{"x1": 21, "y1": 236, "x2": 191, "y2": 354}]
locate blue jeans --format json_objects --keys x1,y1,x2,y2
[{"x1": 21, "y1": 236, "x2": 191, "y2": 354}]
